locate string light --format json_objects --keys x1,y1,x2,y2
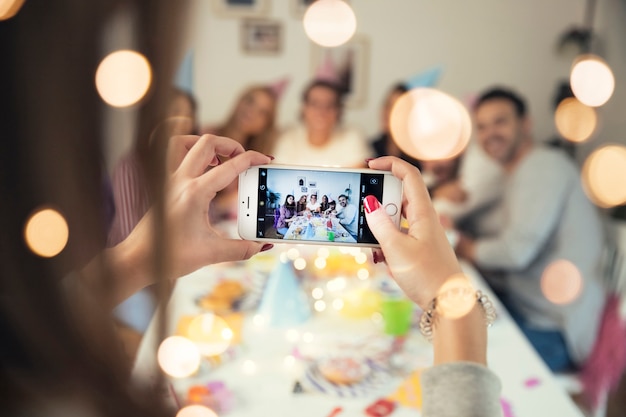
[
  {"x1": 390, "y1": 88, "x2": 471, "y2": 161},
  {"x1": 157, "y1": 336, "x2": 201, "y2": 378},
  {"x1": 186, "y1": 313, "x2": 232, "y2": 357},
  {"x1": 314, "y1": 300, "x2": 327, "y2": 312},
  {"x1": 303, "y1": 0, "x2": 357, "y2": 47},
  {"x1": 294, "y1": 257, "x2": 307, "y2": 270},
  {"x1": 570, "y1": 54, "x2": 615, "y2": 107},
  {"x1": 0, "y1": 0, "x2": 25, "y2": 20},
  {"x1": 24, "y1": 207, "x2": 69, "y2": 258},
  {"x1": 582, "y1": 145, "x2": 626, "y2": 208},
  {"x1": 540, "y1": 260, "x2": 583, "y2": 305},
  {"x1": 357, "y1": 268, "x2": 369, "y2": 280},
  {"x1": 287, "y1": 248, "x2": 300, "y2": 260},
  {"x1": 176, "y1": 405, "x2": 218, "y2": 417},
  {"x1": 554, "y1": 97, "x2": 597, "y2": 143},
  {"x1": 314, "y1": 257, "x2": 327, "y2": 269},
  {"x1": 95, "y1": 50, "x2": 152, "y2": 107},
  {"x1": 312, "y1": 287, "x2": 324, "y2": 299}
]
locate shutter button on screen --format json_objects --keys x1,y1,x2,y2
[{"x1": 384, "y1": 203, "x2": 398, "y2": 216}]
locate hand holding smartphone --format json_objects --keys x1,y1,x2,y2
[{"x1": 238, "y1": 164, "x2": 403, "y2": 247}]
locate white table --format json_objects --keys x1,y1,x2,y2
[{"x1": 133, "y1": 251, "x2": 583, "y2": 417}]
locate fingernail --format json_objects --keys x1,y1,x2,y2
[
  {"x1": 373, "y1": 252, "x2": 379, "y2": 264},
  {"x1": 363, "y1": 195, "x2": 381, "y2": 214},
  {"x1": 261, "y1": 243, "x2": 274, "y2": 252},
  {"x1": 265, "y1": 154, "x2": 275, "y2": 160},
  {"x1": 365, "y1": 158, "x2": 374, "y2": 164}
]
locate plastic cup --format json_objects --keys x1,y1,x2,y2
[
  {"x1": 327, "y1": 230, "x2": 335, "y2": 241},
  {"x1": 381, "y1": 298, "x2": 414, "y2": 336}
]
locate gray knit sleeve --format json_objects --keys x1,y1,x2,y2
[{"x1": 421, "y1": 362, "x2": 502, "y2": 417}]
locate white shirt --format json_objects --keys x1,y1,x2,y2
[{"x1": 273, "y1": 125, "x2": 372, "y2": 167}]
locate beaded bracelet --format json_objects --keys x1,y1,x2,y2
[{"x1": 419, "y1": 290, "x2": 496, "y2": 341}]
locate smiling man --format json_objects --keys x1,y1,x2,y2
[{"x1": 455, "y1": 87, "x2": 606, "y2": 372}]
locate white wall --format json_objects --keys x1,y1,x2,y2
[{"x1": 186, "y1": 0, "x2": 625, "y2": 161}]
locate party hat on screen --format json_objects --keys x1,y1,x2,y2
[{"x1": 257, "y1": 259, "x2": 311, "y2": 327}]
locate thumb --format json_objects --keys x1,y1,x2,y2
[
  {"x1": 363, "y1": 195, "x2": 402, "y2": 246},
  {"x1": 215, "y1": 239, "x2": 272, "y2": 263}
]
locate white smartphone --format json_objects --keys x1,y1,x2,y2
[{"x1": 238, "y1": 164, "x2": 403, "y2": 247}]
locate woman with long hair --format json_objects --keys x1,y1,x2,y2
[{"x1": 276, "y1": 194, "x2": 297, "y2": 236}]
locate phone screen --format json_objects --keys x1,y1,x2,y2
[{"x1": 255, "y1": 167, "x2": 384, "y2": 244}]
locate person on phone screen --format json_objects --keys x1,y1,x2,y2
[
  {"x1": 337, "y1": 194, "x2": 358, "y2": 239},
  {"x1": 276, "y1": 194, "x2": 297, "y2": 236},
  {"x1": 306, "y1": 193, "x2": 321, "y2": 214}
]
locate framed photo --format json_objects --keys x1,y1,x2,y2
[
  {"x1": 291, "y1": 0, "x2": 351, "y2": 19},
  {"x1": 310, "y1": 35, "x2": 369, "y2": 108},
  {"x1": 241, "y1": 19, "x2": 282, "y2": 55},
  {"x1": 297, "y1": 176, "x2": 306, "y2": 187},
  {"x1": 211, "y1": 0, "x2": 270, "y2": 19},
  {"x1": 308, "y1": 181, "x2": 317, "y2": 188}
]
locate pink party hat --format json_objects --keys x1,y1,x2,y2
[
  {"x1": 314, "y1": 52, "x2": 339, "y2": 83},
  {"x1": 268, "y1": 76, "x2": 291, "y2": 99}
]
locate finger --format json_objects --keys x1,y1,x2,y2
[
  {"x1": 177, "y1": 134, "x2": 246, "y2": 178},
  {"x1": 167, "y1": 135, "x2": 202, "y2": 173},
  {"x1": 197, "y1": 150, "x2": 271, "y2": 195},
  {"x1": 214, "y1": 239, "x2": 267, "y2": 263},
  {"x1": 363, "y1": 195, "x2": 406, "y2": 250},
  {"x1": 367, "y1": 156, "x2": 436, "y2": 225}
]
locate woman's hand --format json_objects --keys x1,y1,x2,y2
[
  {"x1": 363, "y1": 157, "x2": 462, "y2": 309},
  {"x1": 119, "y1": 135, "x2": 272, "y2": 286}
]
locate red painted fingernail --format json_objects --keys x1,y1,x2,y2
[
  {"x1": 265, "y1": 154, "x2": 275, "y2": 160},
  {"x1": 373, "y1": 252, "x2": 379, "y2": 264},
  {"x1": 363, "y1": 195, "x2": 381, "y2": 214},
  {"x1": 261, "y1": 243, "x2": 274, "y2": 252}
]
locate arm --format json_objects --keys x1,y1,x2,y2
[
  {"x1": 473, "y1": 156, "x2": 571, "y2": 270},
  {"x1": 78, "y1": 135, "x2": 273, "y2": 309},
  {"x1": 364, "y1": 157, "x2": 500, "y2": 416}
]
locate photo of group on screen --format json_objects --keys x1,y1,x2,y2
[{"x1": 260, "y1": 169, "x2": 360, "y2": 242}]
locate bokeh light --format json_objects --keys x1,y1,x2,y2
[
  {"x1": 332, "y1": 299, "x2": 345, "y2": 310},
  {"x1": 303, "y1": 0, "x2": 357, "y2": 47},
  {"x1": 435, "y1": 274, "x2": 476, "y2": 320},
  {"x1": 0, "y1": 0, "x2": 25, "y2": 20},
  {"x1": 315, "y1": 257, "x2": 327, "y2": 269},
  {"x1": 554, "y1": 98, "x2": 597, "y2": 143},
  {"x1": 317, "y1": 247, "x2": 330, "y2": 258},
  {"x1": 157, "y1": 336, "x2": 201, "y2": 378},
  {"x1": 312, "y1": 287, "x2": 324, "y2": 299},
  {"x1": 287, "y1": 248, "x2": 300, "y2": 260},
  {"x1": 314, "y1": 300, "x2": 327, "y2": 312},
  {"x1": 326, "y1": 277, "x2": 347, "y2": 292},
  {"x1": 95, "y1": 50, "x2": 152, "y2": 107},
  {"x1": 354, "y1": 252, "x2": 367, "y2": 264},
  {"x1": 241, "y1": 359, "x2": 257, "y2": 375},
  {"x1": 176, "y1": 405, "x2": 218, "y2": 417},
  {"x1": 302, "y1": 332, "x2": 314, "y2": 343},
  {"x1": 285, "y1": 329, "x2": 299, "y2": 343},
  {"x1": 294, "y1": 257, "x2": 307, "y2": 270},
  {"x1": 540, "y1": 260, "x2": 583, "y2": 305},
  {"x1": 390, "y1": 88, "x2": 472, "y2": 161},
  {"x1": 357, "y1": 268, "x2": 369, "y2": 280},
  {"x1": 582, "y1": 145, "x2": 626, "y2": 208},
  {"x1": 570, "y1": 55, "x2": 615, "y2": 107},
  {"x1": 186, "y1": 313, "x2": 232, "y2": 357},
  {"x1": 24, "y1": 207, "x2": 69, "y2": 258}
]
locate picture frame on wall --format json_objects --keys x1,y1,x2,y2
[
  {"x1": 211, "y1": 0, "x2": 270, "y2": 19},
  {"x1": 291, "y1": 0, "x2": 351, "y2": 19},
  {"x1": 310, "y1": 35, "x2": 370, "y2": 108},
  {"x1": 241, "y1": 19, "x2": 282, "y2": 55}
]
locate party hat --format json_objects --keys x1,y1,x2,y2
[
  {"x1": 257, "y1": 259, "x2": 311, "y2": 327},
  {"x1": 268, "y1": 75, "x2": 291, "y2": 99},
  {"x1": 404, "y1": 65, "x2": 443, "y2": 90},
  {"x1": 314, "y1": 52, "x2": 339, "y2": 83}
]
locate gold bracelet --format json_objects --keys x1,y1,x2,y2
[{"x1": 419, "y1": 290, "x2": 496, "y2": 341}]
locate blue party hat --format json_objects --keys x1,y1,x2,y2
[
  {"x1": 257, "y1": 259, "x2": 311, "y2": 327},
  {"x1": 404, "y1": 65, "x2": 443, "y2": 90}
]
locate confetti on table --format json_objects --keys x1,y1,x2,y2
[
  {"x1": 524, "y1": 377, "x2": 542, "y2": 388},
  {"x1": 387, "y1": 370, "x2": 422, "y2": 409},
  {"x1": 501, "y1": 397, "x2": 515, "y2": 417}
]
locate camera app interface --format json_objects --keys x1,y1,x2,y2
[{"x1": 256, "y1": 168, "x2": 384, "y2": 244}]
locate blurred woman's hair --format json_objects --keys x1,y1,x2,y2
[
  {"x1": 215, "y1": 85, "x2": 278, "y2": 155},
  {"x1": 0, "y1": 0, "x2": 187, "y2": 415}
]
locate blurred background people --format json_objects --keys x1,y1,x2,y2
[
  {"x1": 272, "y1": 79, "x2": 371, "y2": 167},
  {"x1": 455, "y1": 87, "x2": 606, "y2": 372},
  {"x1": 202, "y1": 85, "x2": 278, "y2": 155},
  {"x1": 370, "y1": 82, "x2": 422, "y2": 169}
]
